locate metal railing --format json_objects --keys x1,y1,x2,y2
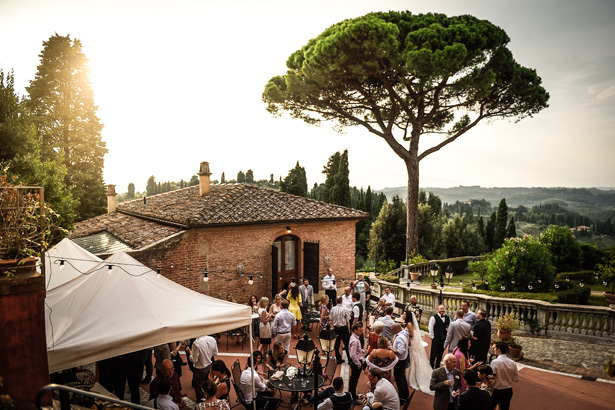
[{"x1": 35, "y1": 384, "x2": 152, "y2": 410}]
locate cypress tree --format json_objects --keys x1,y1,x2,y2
[
  {"x1": 485, "y1": 211, "x2": 496, "y2": 251},
  {"x1": 321, "y1": 152, "x2": 341, "y2": 203},
  {"x1": 506, "y1": 216, "x2": 517, "y2": 238},
  {"x1": 237, "y1": 171, "x2": 246, "y2": 183},
  {"x1": 494, "y1": 198, "x2": 508, "y2": 248}
]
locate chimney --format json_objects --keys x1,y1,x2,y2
[
  {"x1": 106, "y1": 184, "x2": 117, "y2": 213},
  {"x1": 198, "y1": 162, "x2": 212, "y2": 196}
]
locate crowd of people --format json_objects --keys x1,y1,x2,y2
[{"x1": 92, "y1": 270, "x2": 517, "y2": 410}]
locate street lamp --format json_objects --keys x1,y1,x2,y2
[
  {"x1": 294, "y1": 333, "x2": 317, "y2": 376},
  {"x1": 318, "y1": 324, "x2": 337, "y2": 365},
  {"x1": 444, "y1": 266, "x2": 454, "y2": 284},
  {"x1": 430, "y1": 267, "x2": 438, "y2": 284},
  {"x1": 438, "y1": 274, "x2": 445, "y2": 305}
]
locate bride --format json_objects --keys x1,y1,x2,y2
[{"x1": 406, "y1": 310, "x2": 434, "y2": 395}]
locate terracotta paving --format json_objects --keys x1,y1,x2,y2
[{"x1": 137, "y1": 325, "x2": 615, "y2": 410}]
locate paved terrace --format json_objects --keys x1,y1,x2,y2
[{"x1": 121, "y1": 326, "x2": 614, "y2": 410}]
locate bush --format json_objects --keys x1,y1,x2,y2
[
  {"x1": 539, "y1": 225, "x2": 582, "y2": 273},
  {"x1": 437, "y1": 257, "x2": 470, "y2": 275},
  {"x1": 485, "y1": 235, "x2": 555, "y2": 292},
  {"x1": 579, "y1": 243, "x2": 604, "y2": 270},
  {"x1": 556, "y1": 286, "x2": 591, "y2": 305},
  {"x1": 377, "y1": 274, "x2": 400, "y2": 284},
  {"x1": 556, "y1": 271, "x2": 598, "y2": 284}
]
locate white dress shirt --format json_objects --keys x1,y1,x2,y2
[
  {"x1": 492, "y1": 354, "x2": 519, "y2": 389},
  {"x1": 392, "y1": 329, "x2": 409, "y2": 361},
  {"x1": 366, "y1": 378, "x2": 400, "y2": 410},
  {"x1": 428, "y1": 314, "x2": 448, "y2": 339},
  {"x1": 463, "y1": 309, "x2": 478, "y2": 330},
  {"x1": 147, "y1": 394, "x2": 179, "y2": 410},
  {"x1": 190, "y1": 335, "x2": 218, "y2": 369},
  {"x1": 322, "y1": 274, "x2": 335, "y2": 290},
  {"x1": 341, "y1": 293, "x2": 354, "y2": 310},
  {"x1": 382, "y1": 292, "x2": 395, "y2": 306},
  {"x1": 240, "y1": 368, "x2": 267, "y2": 403}
]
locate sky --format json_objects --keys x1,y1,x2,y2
[{"x1": 1, "y1": 0, "x2": 614, "y2": 193}]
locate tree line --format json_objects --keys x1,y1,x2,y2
[{"x1": 1, "y1": 35, "x2": 107, "y2": 230}]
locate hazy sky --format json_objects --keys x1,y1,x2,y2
[{"x1": 1, "y1": 0, "x2": 614, "y2": 192}]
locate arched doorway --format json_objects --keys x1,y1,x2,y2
[{"x1": 272, "y1": 235, "x2": 298, "y2": 296}]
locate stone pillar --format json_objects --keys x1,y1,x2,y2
[
  {"x1": 198, "y1": 162, "x2": 212, "y2": 196},
  {"x1": 0, "y1": 261, "x2": 50, "y2": 405},
  {"x1": 106, "y1": 184, "x2": 117, "y2": 213}
]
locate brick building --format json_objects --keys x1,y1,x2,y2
[{"x1": 70, "y1": 162, "x2": 370, "y2": 302}]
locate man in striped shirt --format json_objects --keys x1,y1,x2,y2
[
  {"x1": 348, "y1": 322, "x2": 364, "y2": 404},
  {"x1": 272, "y1": 299, "x2": 296, "y2": 353},
  {"x1": 330, "y1": 296, "x2": 351, "y2": 364}
]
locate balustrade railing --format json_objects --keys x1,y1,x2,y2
[{"x1": 370, "y1": 277, "x2": 615, "y2": 341}]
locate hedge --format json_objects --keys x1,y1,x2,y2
[
  {"x1": 437, "y1": 258, "x2": 470, "y2": 275},
  {"x1": 376, "y1": 274, "x2": 400, "y2": 284},
  {"x1": 556, "y1": 286, "x2": 591, "y2": 305},
  {"x1": 556, "y1": 270, "x2": 598, "y2": 284}
]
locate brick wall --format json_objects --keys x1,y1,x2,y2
[{"x1": 129, "y1": 220, "x2": 358, "y2": 304}]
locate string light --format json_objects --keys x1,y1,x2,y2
[
  {"x1": 156, "y1": 268, "x2": 161, "y2": 279},
  {"x1": 459, "y1": 279, "x2": 463, "y2": 286},
  {"x1": 555, "y1": 281, "x2": 560, "y2": 289},
  {"x1": 59, "y1": 260, "x2": 65, "y2": 270},
  {"x1": 202, "y1": 268, "x2": 209, "y2": 283},
  {"x1": 107, "y1": 265, "x2": 113, "y2": 274},
  {"x1": 501, "y1": 284, "x2": 506, "y2": 291},
  {"x1": 511, "y1": 279, "x2": 515, "y2": 285},
  {"x1": 471, "y1": 281, "x2": 477, "y2": 291},
  {"x1": 579, "y1": 279, "x2": 584, "y2": 288},
  {"x1": 248, "y1": 275, "x2": 254, "y2": 286},
  {"x1": 528, "y1": 282, "x2": 533, "y2": 291}
]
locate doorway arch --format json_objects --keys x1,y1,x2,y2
[{"x1": 272, "y1": 235, "x2": 298, "y2": 296}]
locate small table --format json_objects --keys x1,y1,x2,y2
[{"x1": 269, "y1": 374, "x2": 324, "y2": 410}]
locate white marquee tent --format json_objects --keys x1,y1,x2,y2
[
  {"x1": 43, "y1": 237, "x2": 102, "y2": 291},
  {"x1": 45, "y1": 250, "x2": 252, "y2": 373}
]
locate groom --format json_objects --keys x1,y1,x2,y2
[{"x1": 429, "y1": 354, "x2": 461, "y2": 410}]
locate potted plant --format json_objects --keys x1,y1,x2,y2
[
  {"x1": 495, "y1": 313, "x2": 520, "y2": 340},
  {"x1": 0, "y1": 175, "x2": 56, "y2": 277},
  {"x1": 507, "y1": 337, "x2": 523, "y2": 359}
]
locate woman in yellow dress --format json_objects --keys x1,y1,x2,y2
[{"x1": 287, "y1": 284, "x2": 302, "y2": 338}]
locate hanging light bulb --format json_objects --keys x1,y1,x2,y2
[
  {"x1": 156, "y1": 268, "x2": 161, "y2": 279},
  {"x1": 279, "y1": 274, "x2": 283, "y2": 281},
  {"x1": 604, "y1": 280, "x2": 609, "y2": 287},
  {"x1": 565, "y1": 276, "x2": 570, "y2": 282},
  {"x1": 511, "y1": 279, "x2": 516, "y2": 285},
  {"x1": 528, "y1": 282, "x2": 533, "y2": 291},
  {"x1": 406, "y1": 281, "x2": 411, "y2": 289},
  {"x1": 248, "y1": 275, "x2": 254, "y2": 286},
  {"x1": 501, "y1": 284, "x2": 506, "y2": 291},
  {"x1": 170, "y1": 263, "x2": 174, "y2": 269},
  {"x1": 202, "y1": 268, "x2": 209, "y2": 283},
  {"x1": 259, "y1": 273, "x2": 263, "y2": 279},
  {"x1": 484, "y1": 280, "x2": 489, "y2": 286},
  {"x1": 459, "y1": 279, "x2": 463, "y2": 287},
  {"x1": 579, "y1": 279, "x2": 584, "y2": 288},
  {"x1": 471, "y1": 281, "x2": 477, "y2": 291},
  {"x1": 107, "y1": 265, "x2": 113, "y2": 274},
  {"x1": 555, "y1": 281, "x2": 560, "y2": 289},
  {"x1": 59, "y1": 260, "x2": 66, "y2": 270},
  {"x1": 537, "y1": 277, "x2": 542, "y2": 284}
]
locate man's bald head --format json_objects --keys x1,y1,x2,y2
[
  {"x1": 392, "y1": 323, "x2": 402, "y2": 333},
  {"x1": 443, "y1": 353, "x2": 457, "y2": 371},
  {"x1": 162, "y1": 359, "x2": 174, "y2": 376}
]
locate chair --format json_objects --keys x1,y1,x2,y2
[
  {"x1": 231, "y1": 381, "x2": 251, "y2": 409},
  {"x1": 231, "y1": 359, "x2": 242, "y2": 386},
  {"x1": 227, "y1": 326, "x2": 247, "y2": 351}
]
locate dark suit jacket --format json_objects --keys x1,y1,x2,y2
[
  {"x1": 458, "y1": 387, "x2": 491, "y2": 410},
  {"x1": 470, "y1": 319, "x2": 492, "y2": 361},
  {"x1": 430, "y1": 367, "x2": 461, "y2": 410}
]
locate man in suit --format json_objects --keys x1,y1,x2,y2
[
  {"x1": 299, "y1": 278, "x2": 314, "y2": 328},
  {"x1": 430, "y1": 354, "x2": 461, "y2": 410},
  {"x1": 458, "y1": 369, "x2": 490, "y2": 410},
  {"x1": 444, "y1": 310, "x2": 472, "y2": 353},
  {"x1": 428, "y1": 305, "x2": 450, "y2": 369},
  {"x1": 470, "y1": 309, "x2": 491, "y2": 364}
]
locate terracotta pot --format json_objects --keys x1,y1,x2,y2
[
  {"x1": 509, "y1": 345, "x2": 522, "y2": 359},
  {"x1": 410, "y1": 272, "x2": 420, "y2": 281},
  {"x1": 430, "y1": 283, "x2": 438, "y2": 289},
  {"x1": 497, "y1": 329, "x2": 512, "y2": 340},
  {"x1": 604, "y1": 291, "x2": 615, "y2": 307}
]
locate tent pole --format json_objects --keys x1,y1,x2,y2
[{"x1": 249, "y1": 321, "x2": 256, "y2": 410}]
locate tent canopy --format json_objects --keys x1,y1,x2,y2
[
  {"x1": 43, "y1": 237, "x2": 102, "y2": 291},
  {"x1": 45, "y1": 251, "x2": 252, "y2": 373}
]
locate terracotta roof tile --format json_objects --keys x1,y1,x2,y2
[
  {"x1": 70, "y1": 212, "x2": 182, "y2": 249},
  {"x1": 116, "y1": 184, "x2": 370, "y2": 227}
]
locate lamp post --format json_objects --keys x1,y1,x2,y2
[
  {"x1": 430, "y1": 266, "x2": 438, "y2": 285},
  {"x1": 438, "y1": 274, "x2": 445, "y2": 305},
  {"x1": 444, "y1": 266, "x2": 454, "y2": 284},
  {"x1": 294, "y1": 333, "x2": 317, "y2": 377},
  {"x1": 317, "y1": 324, "x2": 337, "y2": 401}
]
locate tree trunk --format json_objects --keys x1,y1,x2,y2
[{"x1": 405, "y1": 157, "x2": 419, "y2": 260}]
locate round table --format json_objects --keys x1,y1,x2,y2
[{"x1": 269, "y1": 374, "x2": 324, "y2": 409}]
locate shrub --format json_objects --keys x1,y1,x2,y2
[
  {"x1": 579, "y1": 243, "x2": 604, "y2": 270},
  {"x1": 496, "y1": 314, "x2": 520, "y2": 331},
  {"x1": 539, "y1": 225, "x2": 582, "y2": 273},
  {"x1": 485, "y1": 235, "x2": 555, "y2": 292},
  {"x1": 437, "y1": 257, "x2": 470, "y2": 275},
  {"x1": 377, "y1": 274, "x2": 400, "y2": 284},
  {"x1": 556, "y1": 286, "x2": 591, "y2": 305},
  {"x1": 556, "y1": 271, "x2": 598, "y2": 284}
]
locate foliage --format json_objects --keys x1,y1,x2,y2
[
  {"x1": 579, "y1": 243, "x2": 604, "y2": 270},
  {"x1": 556, "y1": 286, "x2": 591, "y2": 305},
  {"x1": 441, "y1": 214, "x2": 484, "y2": 258},
  {"x1": 494, "y1": 199, "x2": 509, "y2": 248},
  {"x1": 405, "y1": 251, "x2": 428, "y2": 266},
  {"x1": 321, "y1": 150, "x2": 350, "y2": 207},
  {"x1": 237, "y1": 170, "x2": 246, "y2": 183},
  {"x1": 485, "y1": 212, "x2": 496, "y2": 252},
  {"x1": 264, "y1": 11, "x2": 549, "y2": 257},
  {"x1": 506, "y1": 216, "x2": 517, "y2": 238},
  {"x1": 25, "y1": 34, "x2": 107, "y2": 221},
  {"x1": 245, "y1": 169, "x2": 254, "y2": 183},
  {"x1": 280, "y1": 161, "x2": 308, "y2": 197},
  {"x1": 506, "y1": 337, "x2": 522, "y2": 348},
  {"x1": 0, "y1": 70, "x2": 76, "y2": 229},
  {"x1": 470, "y1": 258, "x2": 490, "y2": 283},
  {"x1": 597, "y1": 247, "x2": 615, "y2": 293},
  {"x1": 555, "y1": 270, "x2": 599, "y2": 284},
  {"x1": 376, "y1": 273, "x2": 400, "y2": 284},
  {"x1": 495, "y1": 314, "x2": 520, "y2": 331},
  {"x1": 0, "y1": 174, "x2": 66, "y2": 267},
  {"x1": 539, "y1": 225, "x2": 582, "y2": 272},
  {"x1": 438, "y1": 257, "x2": 470, "y2": 275},
  {"x1": 485, "y1": 235, "x2": 555, "y2": 292},
  {"x1": 369, "y1": 195, "x2": 406, "y2": 264}
]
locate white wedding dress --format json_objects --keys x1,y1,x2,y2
[{"x1": 406, "y1": 312, "x2": 434, "y2": 396}]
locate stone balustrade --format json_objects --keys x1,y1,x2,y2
[{"x1": 371, "y1": 277, "x2": 615, "y2": 342}]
